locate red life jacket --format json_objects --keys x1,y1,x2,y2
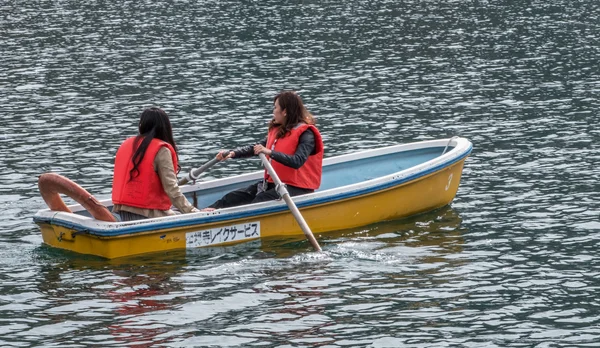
[
  {"x1": 112, "y1": 137, "x2": 178, "y2": 210},
  {"x1": 265, "y1": 124, "x2": 324, "y2": 190}
]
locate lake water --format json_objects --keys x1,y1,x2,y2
[{"x1": 1, "y1": 0, "x2": 599, "y2": 346}]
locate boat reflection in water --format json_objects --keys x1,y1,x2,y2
[
  {"x1": 251, "y1": 205, "x2": 466, "y2": 262},
  {"x1": 33, "y1": 206, "x2": 465, "y2": 345},
  {"x1": 36, "y1": 253, "x2": 189, "y2": 346}
]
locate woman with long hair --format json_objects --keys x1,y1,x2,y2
[
  {"x1": 112, "y1": 107, "x2": 198, "y2": 221},
  {"x1": 207, "y1": 91, "x2": 324, "y2": 209}
]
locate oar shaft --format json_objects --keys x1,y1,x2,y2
[
  {"x1": 442, "y1": 136, "x2": 459, "y2": 155},
  {"x1": 178, "y1": 157, "x2": 220, "y2": 186},
  {"x1": 258, "y1": 153, "x2": 322, "y2": 252},
  {"x1": 281, "y1": 194, "x2": 322, "y2": 251}
]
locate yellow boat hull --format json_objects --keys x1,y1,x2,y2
[{"x1": 37, "y1": 158, "x2": 466, "y2": 259}]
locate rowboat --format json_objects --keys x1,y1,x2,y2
[{"x1": 33, "y1": 137, "x2": 472, "y2": 259}]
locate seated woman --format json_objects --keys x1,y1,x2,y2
[
  {"x1": 207, "y1": 91, "x2": 324, "y2": 209},
  {"x1": 112, "y1": 107, "x2": 199, "y2": 221}
]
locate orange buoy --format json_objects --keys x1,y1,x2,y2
[{"x1": 38, "y1": 173, "x2": 117, "y2": 222}]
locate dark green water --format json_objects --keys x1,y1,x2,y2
[{"x1": 1, "y1": 0, "x2": 599, "y2": 346}]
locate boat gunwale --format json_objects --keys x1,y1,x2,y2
[{"x1": 33, "y1": 137, "x2": 472, "y2": 236}]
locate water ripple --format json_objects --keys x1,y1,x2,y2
[{"x1": 2, "y1": 0, "x2": 600, "y2": 346}]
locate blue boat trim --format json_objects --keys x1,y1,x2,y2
[{"x1": 34, "y1": 145, "x2": 472, "y2": 237}]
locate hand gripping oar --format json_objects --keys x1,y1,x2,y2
[
  {"x1": 178, "y1": 157, "x2": 220, "y2": 186},
  {"x1": 258, "y1": 153, "x2": 322, "y2": 252}
]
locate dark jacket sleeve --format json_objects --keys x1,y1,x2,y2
[
  {"x1": 270, "y1": 129, "x2": 316, "y2": 169},
  {"x1": 232, "y1": 137, "x2": 268, "y2": 158}
]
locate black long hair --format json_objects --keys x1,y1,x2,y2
[
  {"x1": 268, "y1": 91, "x2": 315, "y2": 139},
  {"x1": 129, "y1": 107, "x2": 179, "y2": 181}
]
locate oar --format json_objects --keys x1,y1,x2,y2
[
  {"x1": 442, "y1": 136, "x2": 459, "y2": 155},
  {"x1": 178, "y1": 157, "x2": 220, "y2": 186},
  {"x1": 258, "y1": 153, "x2": 322, "y2": 252}
]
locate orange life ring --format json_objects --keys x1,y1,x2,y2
[{"x1": 38, "y1": 173, "x2": 117, "y2": 222}]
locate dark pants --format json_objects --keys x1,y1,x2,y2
[{"x1": 208, "y1": 180, "x2": 313, "y2": 209}]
